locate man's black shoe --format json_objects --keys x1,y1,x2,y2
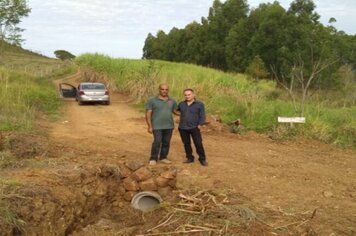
[
  {"x1": 183, "y1": 159, "x2": 194, "y2": 164},
  {"x1": 199, "y1": 160, "x2": 208, "y2": 166}
]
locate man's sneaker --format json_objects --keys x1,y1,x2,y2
[
  {"x1": 183, "y1": 159, "x2": 194, "y2": 164},
  {"x1": 149, "y1": 160, "x2": 157, "y2": 166},
  {"x1": 160, "y1": 159, "x2": 172, "y2": 164},
  {"x1": 199, "y1": 160, "x2": 208, "y2": 166}
]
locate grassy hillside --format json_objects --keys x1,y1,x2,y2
[
  {"x1": 0, "y1": 41, "x2": 76, "y2": 132},
  {"x1": 0, "y1": 40, "x2": 71, "y2": 77},
  {"x1": 76, "y1": 53, "x2": 356, "y2": 148}
]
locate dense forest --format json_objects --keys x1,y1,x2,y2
[{"x1": 143, "y1": 0, "x2": 355, "y2": 90}]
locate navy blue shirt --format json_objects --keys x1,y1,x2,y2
[{"x1": 178, "y1": 100, "x2": 206, "y2": 130}]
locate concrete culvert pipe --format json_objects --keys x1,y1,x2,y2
[{"x1": 131, "y1": 191, "x2": 162, "y2": 212}]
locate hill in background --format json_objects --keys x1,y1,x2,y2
[{"x1": 0, "y1": 40, "x2": 68, "y2": 77}]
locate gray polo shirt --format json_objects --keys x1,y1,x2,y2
[
  {"x1": 178, "y1": 100, "x2": 206, "y2": 130},
  {"x1": 146, "y1": 96, "x2": 177, "y2": 130}
]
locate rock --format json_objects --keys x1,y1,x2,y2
[
  {"x1": 160, "y1": 169, "x2": 177, "y2": 179},
  {"x1": 323, "y1": 191, "x2": 333, "y2": 198},
  {"x1": 155, "y1": 176, "x2": 170, "y2": 187},
  {"x1": 132, "y1": 167, "x2": 152, "y2": 181},
  {"x1": 125, "y1": 160, "x2": 144, "y2": 171},
  {"x1": 168, "y1": 178, "x2": 177, "y2": 188},
  {"x1": 139, "y1": 179, "x2": 158, "y2": 191},
  {"x1": 119, "y1": 164, "x2": 132, "y2": 178},
  {"x1": 98, "y1": 164, "x2": 121, "y2": 179},
  {"x1": 123, "y1": 177, "x2": 139, "y2": 191}
]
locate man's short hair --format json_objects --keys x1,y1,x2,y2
[
  {"x1": 159, "y1": 83, "x2": 169, "y2": 89},
  {"x1": 183, "y1": 88, "x2": 194, "y2": 93}
]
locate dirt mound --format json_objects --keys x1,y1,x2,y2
[{"x1": 0, "y1": 132, "x2": 49, "y2": 159}]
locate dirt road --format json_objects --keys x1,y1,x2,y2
[
  {"x1": 47, "y1": 73, "x2": 356, "y2": 235},
  {"x1": 1, "y1": 74, "x2": 355, "y2": 235}
]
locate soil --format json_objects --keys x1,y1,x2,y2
[{"x1": 0, "y1": 73, "x2": 355, "y2": 235}]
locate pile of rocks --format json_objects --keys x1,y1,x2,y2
[{"x1": 99, "y1": 160, "x2": 177, "y2": 201}]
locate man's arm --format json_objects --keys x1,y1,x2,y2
[
  {"x1": 173, "y1": 101, "x2": 179, "y2": 116},
  {"x1": 198, "y1": 103, "x2": 206, "y2": 129},
  {"x1": 173, "y1": 109, "x2": 180, "y2": 116},
  {"x1": 145, "y1": 110, "x2": 153, "y2": 133}
]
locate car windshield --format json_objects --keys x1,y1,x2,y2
[{"x1": 82, "y1": 84, "x2": 105, "y2": 90}]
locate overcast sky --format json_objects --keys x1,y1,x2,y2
[{"x1": 20, "y1": 0, "x2": 356, "y2": 59}]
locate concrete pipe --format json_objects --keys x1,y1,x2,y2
[{"x1": 131, "y1": 191, "x2": 162, "y2": 212}]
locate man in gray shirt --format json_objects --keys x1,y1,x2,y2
[
  {"x1": 177, "y1": 88, "x2": 208, "y2": 166},
  {"x1": 145, "y1": 84, "x2": 178, "y2": 165}
]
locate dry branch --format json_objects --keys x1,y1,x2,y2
[{"x1": 146, "y1": 212, "x2": 176, "y2": 232}]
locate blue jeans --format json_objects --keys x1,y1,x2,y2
[
  {"x1": 150, "y1": 129, "x2": 173, "y2": 161},
  {"x1": 178, "y1": 127, "x2": 206, "y2": 162}
]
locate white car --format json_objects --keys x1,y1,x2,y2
[{"x1": 59, "y1": 82, "x2": 110, "y2": 105}]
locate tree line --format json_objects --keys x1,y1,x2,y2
[{"x1": 143, "y1": 0, "x2": 355, "y2": 91}]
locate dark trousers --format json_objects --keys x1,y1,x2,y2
[
  {"x1": 150, "y1": 129, "x2": 173, "y2": 161},
  {"x1": 178, "y1": 127, "x2": 206, "y2": 161}
]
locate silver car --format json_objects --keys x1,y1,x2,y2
[{"x1": 59, "y1": 82, "x2": 110, "y2": 105}]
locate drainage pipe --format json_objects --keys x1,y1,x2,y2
[{"x1": 131, "y1": 191, "x2": 162, "y2": 212}]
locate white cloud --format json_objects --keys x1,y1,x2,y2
[{"x1": 20, "y1": 0, "x2": 355, "y2": 59}]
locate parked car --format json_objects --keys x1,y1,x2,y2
[{"x1": 59, "y1": 82, "x2": 110, "y2": 105}]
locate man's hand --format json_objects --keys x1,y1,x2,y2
[{"x1": 147, "y1": 127, "x2": 153, "y2": 133}]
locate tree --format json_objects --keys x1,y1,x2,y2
[
  {"x1": 142, "y1": 30, "x2": 168, "y2": 60},
  {"x1": 202, "y1": 0, "x2": 248, "y2": 70},
  {"x1": 0, "y1": 0, "x2": 31, "y2": 46},
  {"x1": 181, "y1": 22, "x2": 204, "y2": 64},
  {"x1": 54, "y1": 50, "x2": 76, "y2": 61},
  {"x1": 166, "y1": 27, "x2": 184, "y2": 61},
  {"x1": 288, "y1": 0, "x2": 320, "y2": 23},
  {"x1": 225, "y1": 2, "x2": 291, "y2": 73},
  {"x1": 246, "y1": 55, "x2": 269, "y2": 80},
  {"x1": 271, "y1": 23, "x2": 338, "y2": 115},
  {"x1": 248, "y1": 2, "x2": 290, "y2": 76},
  {"x1": 142, "y1": 33, "x2": 155, "y2": 59}
]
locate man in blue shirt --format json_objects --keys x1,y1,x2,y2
[
  {"x1": 145, "y1": 84, "x2": 178, "y2": 165},
  {"x1": 177, "y1": 88, "x2": 208, "y2": 166}
]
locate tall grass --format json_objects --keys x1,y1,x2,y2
[
  {"x1": 1, "y1": 39, "x2": 72, "y2": 78},
  {"x1": 0, "y1": 68, "x2": 62, "y2": 132},
  {"x1": 75, "y1": 54, "x2": 356, "y2": 148}
]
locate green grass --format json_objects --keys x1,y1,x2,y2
[
  {"x1": 0, "y1": 40, "x2": 70, "y2": 78},
  {"x1": 75, "y1": 53, "x2": 356, "y2": 148},
  {"x1": 0, "y1": 68, "x2": 64, "y2": 131},
  {"x1": 0, "y1": 41, "x2": 76, "y2": 133}
]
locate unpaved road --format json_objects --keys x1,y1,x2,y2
[
  {"x1": 47, "y1": 75, "x2": 356, "y2": 235},
  {"x1": 1, "y1": 74, "x2": 355, "y2": 235}
]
